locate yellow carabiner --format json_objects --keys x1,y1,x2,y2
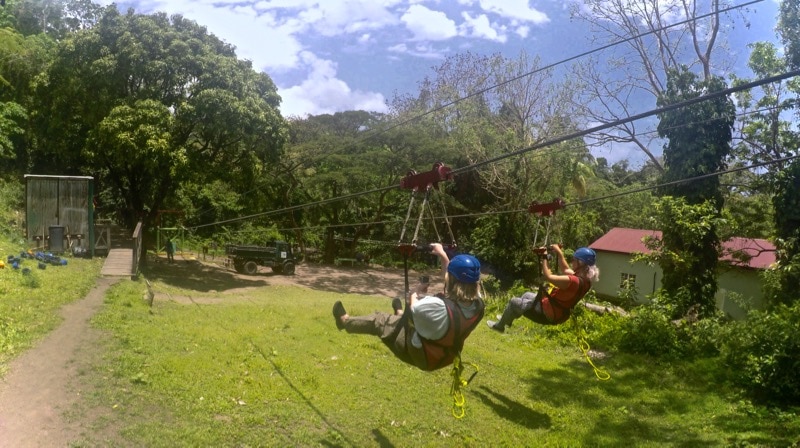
[{"x1": 449, "y1": 355, "x2": 478, "y2": 419}]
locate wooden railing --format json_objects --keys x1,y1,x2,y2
[{"x1": 132, "y1": 221, "x2": 143, "y2": 279}]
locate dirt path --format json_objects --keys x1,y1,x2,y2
[
  {"x1": 0, "y1": 260, "x2": 438, "y2": 446},
  {"x1": 0, "y1": 277, "x2": 120, "y2": 448}
]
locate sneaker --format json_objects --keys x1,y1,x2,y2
[
  {"x1": 486, "y1": 320, "x2": 504, "y2": 333},
  {"x1": 391, "y1": 298, "x2": 403, "y2": 313},
  {"x1": 496, "y1": 314, "x2": 511, "y2": 327},
  {"x1": 332, "y1": 301, "x2": 347, "y2": 330}
]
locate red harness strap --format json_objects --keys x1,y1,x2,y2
[
  {"x1": 419, "y1": 298, "x2": 485, "y2": 371},
  {"x1": 545, "y1": 276, "x2": 591, "y2": 324}
]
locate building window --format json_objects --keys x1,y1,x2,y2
[{"x1": 620, "y1": 273, "x2": 636, "y2": 289}]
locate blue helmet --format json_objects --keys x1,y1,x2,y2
[
  {"x1": 447, "y1": 254, "x2": 481, "y2": 283},
  {"x1": 573, "y1": 247, "x2": 596, "y2": 266}
]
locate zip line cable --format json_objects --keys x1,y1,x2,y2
[
  {"x1": 186, "y1": 0, "x2": 769, "y2": 224},
  {"x1": 567, "y1": 154, "x2": 800, "y2": 208},
  {"x1": 255, "y1": 154, "x2": 799, "y2": 236},
  {"x1": 192, "y1": 184, "x2": 396, "y2": 228},
  {"x1": 353, "y1": 0, "x2": 765, "y2": 145},
  {"x1": 451, "y1": 69, "x2": 800, "y2": 176},
  {"x1": 263, "y1": 0, "x2": 764, "y2": 178},
  {"x1": 188, "y1": 67, "x2": 800, "y2": 231}
]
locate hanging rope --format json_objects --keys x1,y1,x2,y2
[
  {"x1": 570, "y1": 312, "x2": 611, "y2": 381},
  {"x1": 528, "y1": 198, "x2": 564, "y2": 253},
  {"x1": 449, "y1": 353, "x2": 479, "y2": 419},
  {"x1": 397, "y1": 163, "x2": 456, "y2": 297}
]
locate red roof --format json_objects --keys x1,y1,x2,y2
[{"x1": 589, "y1": 227, "x2": 776, "y2": 269}]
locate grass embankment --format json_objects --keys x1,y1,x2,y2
[
  {"x1": 73, "y1": 269, "x2": 799, "y2": 447},
  {"x1": 0, "y1": 240, "x2": 102, "y2": 375}
]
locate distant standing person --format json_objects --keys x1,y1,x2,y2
[
  {"x1": 487, "y1": 244, "x2": 598, "y2": 331},
  {"x1": 166, "y1": 238, "x2": 175, "y2": 263}
]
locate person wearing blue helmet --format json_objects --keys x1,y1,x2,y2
[
  {"x1": 488, "y1": 244, "x2": 599, "y2": 332},
  {"x1": 333, "y1": 243, "x2": 485, "y2": 371}
]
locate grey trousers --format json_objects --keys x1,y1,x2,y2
[{"x1": 495, "y1": 291, "x2": 545, "y2": 329}]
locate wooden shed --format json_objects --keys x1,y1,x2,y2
[{"x1": 24, "y1": 175, "x2": 95, "y2": 255}]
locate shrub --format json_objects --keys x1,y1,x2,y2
[
  {"x1": 719, "y1": 301, "x2": 800, "y2": 406},
  {"x1": 617, "y1": 305, "x2": 680, "y2": 358},
  {"x1": 674, "y1": 312, "x2": 725, "y2": 358}
]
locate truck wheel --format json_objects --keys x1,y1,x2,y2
[
  {"x1": 233, "y1": 260, "x2": 245, "y2": 273},
  {"x1": 243, "y1": 260, "x2": 259, "y2": 275},
  {"x1": 282, "y1": 261, "x2": 295, "y2": 275}
]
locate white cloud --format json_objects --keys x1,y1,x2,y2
[
  {"x1": 401, "y1": 4, "x2": 458, "y2": 40},
  {"x1": 475, "y1": 0, "x2": 549, "y2": 24},
  {"x1": 292, "y1": 0, "x2": 400, "y2": 37},
  {"x1": 460, "y1": 12, "x2": 507, "y2": 43},
  {"x1": 277, "y1": 52, "x2": 387, "y2": 117},
  {"x1": 388, "y1": 42, "x2": 448, "y2": 59}
]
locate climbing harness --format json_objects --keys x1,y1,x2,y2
[
  {"x1": 396, "y1": 163, "x2": 483, "y2": 418},
  {"x1": 528, "y1": 198, "x2": 610, "y2": 380},
  {"x1": 570, "y1": 311, "x2": 611, "y2": 381},
  {"x1": 449, "y1": 353, "x2": 479, "y2": 418},
  {"x1": 527, "y1": 198, "x2": 565, "y2": 257},
  {"x1": 398, "y1": 162, "x2": 456, "y2": 248},
  {"x1": 527, "y1": 198, "x2": 565, "y2": 291},
  {"x1": 397, "y1": 162, "x2": 456, "y2": 296}
]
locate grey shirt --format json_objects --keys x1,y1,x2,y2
[{"x1": 409, "y1": 295, "x2": 479, "y2": 348}]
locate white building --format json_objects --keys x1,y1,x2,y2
[{"x1": 589, "y1": 228, "x2": 776, "y2": 319}]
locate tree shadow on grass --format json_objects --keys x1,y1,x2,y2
[
  {"x1": 473, "y1": 385, "x2": 551, "y2": 429},
  {"x1": 142, "y1": 259, "x2": 268, "y2": 292},
  {"x1": 370, "y1": 428, "x2": 396, "y2": 448},
  {"x1": 522, "y1": 356, "x2": 742, "y2": 446}
]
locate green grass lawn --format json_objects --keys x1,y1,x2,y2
[
  {"x1": 0, "y1": 245, "x2": 102, "y2": 375},
  {"x1": 72, "y1": 271, "x2": 799, "y2": 447}
]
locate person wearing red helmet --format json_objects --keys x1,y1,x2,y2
[
  {"x1": 487, "y1": 244, "x2": 599, "y2": 332},
  {"x1": 333, "y1": 243, "x2": 485, "y2": 371}
]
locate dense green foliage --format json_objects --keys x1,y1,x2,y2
[
  {"x1": 19, "y1": 5, "x2": 288, "y2": 248},
  {"x1": 721, "y1": 301, "x2": 800, "y2": 405},
  {"x1": 656, "y1": 68, "x2": 735, "y2": 318},
  {"x1": 768, "y1": 159, "x2": 800, "y2": 306}
]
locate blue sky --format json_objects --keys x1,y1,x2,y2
[
  {"x1": 96, "y1": 1, "x2": 781, "y2": 112},
  {"x1": 96, "y1": 0, "x2": 782, "y2": 164}
]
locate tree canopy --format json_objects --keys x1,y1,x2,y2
[{"x1": 28, "y1": 7, "x2": 287, "y2": 230}]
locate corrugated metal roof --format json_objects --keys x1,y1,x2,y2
[{"x1": 589, "y1": 227, "x2": 776, "y2": 269}]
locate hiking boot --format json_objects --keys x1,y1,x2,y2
[
  {"x1": 333, "y1": 301, "x2": 347, "y2": 330},
  {"x1": 487, "y1": 320, "x2": 504, "y2": 333},
  {"x1": 391, "y1": 298, "x2": 403, "y2": 314}
]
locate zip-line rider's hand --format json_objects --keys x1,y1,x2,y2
[
  {"x1": 430, "y1": 243, "x2": 450, "y2": 277},
  {"x1": 537, "y1": 244, "x2": 573, "y2": 290},
  {"x1": 409, "y1": 279, "x2": 430, "y2": 307},
  {"x1": 549, "y1": 244, "x2": 574, "y2": 275}
]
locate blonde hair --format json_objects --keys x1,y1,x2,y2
[
  {"x1": 576, "y1": 263, "x2": 600, "y2": 283},
  {"x1": 444, "y1": 273, "x2": 481, "y2": 303}
]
